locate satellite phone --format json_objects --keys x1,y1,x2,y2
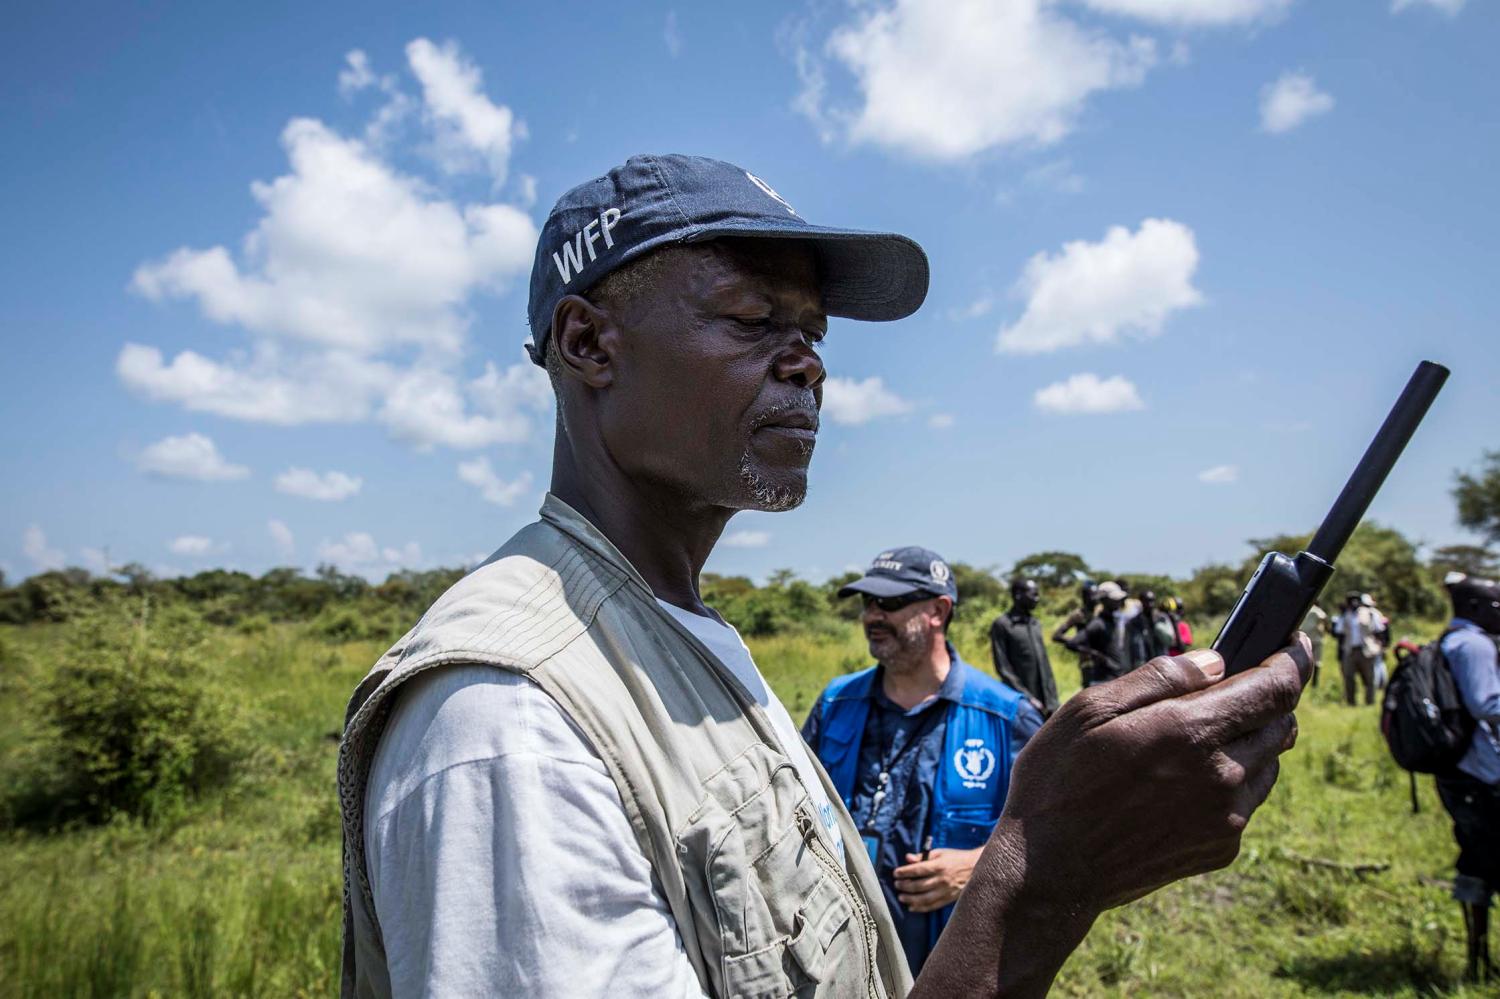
[{"x1": 1211, "y1": 360, "x2": 1450, "y2": 676}]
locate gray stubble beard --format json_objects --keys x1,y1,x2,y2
[{"x1": 737, "y1": 449, "x2": 808, "y2": 513}]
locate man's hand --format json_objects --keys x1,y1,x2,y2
[
  {"x1": 893, "y1": 847, "x2": 982, "y2": 912},
  {"x1": 910, "y1": 636, "x2": 1312, "y2": 999},
  {"x1": 992, "y1": 637, "x2": 1309, "y2": 914}
]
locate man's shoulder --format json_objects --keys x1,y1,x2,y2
[
  {"x1": 953, "y1": 660, "x2": 1026, "y2": 717},
  {"x1": 1442, "y1": 623, "x2": 1498, "y2": 662},
  {"x1": 819, "y1": 666, "x2": 878, "y2": 703},
  {"x1": 367, "y1": 664, "x2": 601, "y2": 821}
]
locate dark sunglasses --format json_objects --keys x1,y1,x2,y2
[{"x1": 859, "y1": 591, "x2": 935, "y2": 613}]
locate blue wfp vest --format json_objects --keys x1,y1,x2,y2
[{"x1": 810, "y1": 658, "x2": 1025, "y2": 947}]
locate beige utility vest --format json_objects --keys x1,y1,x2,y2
[{"x1": 337, "y1": 495, "x2": 911, "y2": 998}]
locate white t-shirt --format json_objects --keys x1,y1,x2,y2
[
  {"x1": 655, "y1": 600, "x2": 845, "y2": 860},
  {"x1": 363, "y1": 601, "x2": 838, "y2": 998}
]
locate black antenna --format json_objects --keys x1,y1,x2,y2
[{"x1": 1307, "y1": 360, "x2": 1449, "y2": 562}]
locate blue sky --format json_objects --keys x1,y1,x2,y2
[{"x1": 3, "y1": 0, "x2": 1496, "y2": 586}]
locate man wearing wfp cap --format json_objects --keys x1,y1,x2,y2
[
  {"x1": 337, "y1": 153, "x2": 1311, "y2": 998},
  {"x1": 802, "y1": 547, "x2": 1043, "y2": 973}
]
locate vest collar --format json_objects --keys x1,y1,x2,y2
[{"x1": 538, "y1": 491, "x2": 653, "y2": 594}]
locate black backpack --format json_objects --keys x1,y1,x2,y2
[{"x1": 1380, "y1": 632, "x2": 1474, "y2": 775}]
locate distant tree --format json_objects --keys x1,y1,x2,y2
[
  {"x1": 1181, "y1": 563, "x2": 1244, "y2": 617},
  {"x1": 1454, "y1": 450, "x2": 1500, "y2": 545},
  {"x1": 315, "y1": 563, "x2": 367, "y2": 602},
  {"x1": 1239, "y1": 522, "x2": 1441, "y2": 618},
  {"x1": 1009, "y1": 551, "x2": 1091, "y2": 590},
  {"x1": 950, "y1": 562, "x2": 1005, "y2": 606},
  {"x1": 1430, "y1": 544, "x2": 1500, "y2": 580},
  {"x1": 117, "y1": 563, "x2": 155, "y2": 595}
]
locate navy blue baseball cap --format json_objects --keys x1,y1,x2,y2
[
  {"x1": 524, "y1": 153, "x2": 929, "y2": 366},
  {"x1": 838, "y1": 546, "x2": 958, "y2": 603}
]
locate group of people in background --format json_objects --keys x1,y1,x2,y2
[{"x1": 804, "y1": 547, "x2": 1498, "y2": 982}]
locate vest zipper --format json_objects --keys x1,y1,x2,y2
[{"x1": 798, "y1": 810, "x2": 881, "y2": 997}]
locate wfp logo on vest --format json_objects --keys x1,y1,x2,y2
[
  {"x1": 953, "y1": 738, "x2": 995, "y2": 789},
  {"x1": 552, "y1": 208, "x2": 624, "y2": 285}
]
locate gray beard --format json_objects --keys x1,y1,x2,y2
[{"x1": 737, "y1": 451, "x2": 806, "y2": 512}]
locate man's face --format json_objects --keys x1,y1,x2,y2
[
  {"x1": 1013, "y1": 580, "x2": 1040, "y2": 612},
  {"x1": 1102, "y1": 595, "x2": 1124, "y2": 614},
  {"x1": 862, "y1": 594, "x2": 945, "y2": 663},
  {"x1": 1080, "y1": 584, "x2": 1098, "y2": 608},
  {"x1": 595, "y1": 239, "x2": 826, "y2": 513},
  {"x1": 1141, "y1": 591, "x2": 1156, "y2": 615}
]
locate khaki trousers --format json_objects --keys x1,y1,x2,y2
[{"x1": 1341, "y1": 647, "x2": 1378, "y2": 706}]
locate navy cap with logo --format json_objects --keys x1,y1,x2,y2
[
  {"x1": 838, "y1": 546, "x2": 958, "y2": 604},
  {"x1": 524, "y1": 153, "x2": 929, "y2": 366}
]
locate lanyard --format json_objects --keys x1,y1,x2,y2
[{"x1": 867, "y1": 700, "x2": 942, "y2": 811}]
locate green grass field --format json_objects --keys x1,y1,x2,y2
[{"x1": 0, "y1": 613, "x2": 1489, "y2": 998}]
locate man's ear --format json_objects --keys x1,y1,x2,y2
[{"x1": 551, "y1": 294, "x2": 617, "y2": 389}]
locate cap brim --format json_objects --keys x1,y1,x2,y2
[
  {"x1": 688, "y1": 221, "x2": 929, "y2": 322},
  {"x1": 837, "y1": 576, "x2": 927, "y2": 599}
]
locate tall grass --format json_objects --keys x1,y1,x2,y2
[{"x1": 0, "y1": 614, "x2": 1492, "y2": 996}]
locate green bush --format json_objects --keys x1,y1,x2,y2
[
  {"x1": 310, "y1": 602, "x2": 405, "y2": 644},
  {"x1": 4, "y1": 603, "x2": 247, "y2": 827}
]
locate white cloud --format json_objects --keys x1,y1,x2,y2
[
  {"x1": 797, "y1": 0, "x2": 1157, "y2": 160},
  {"x1": 822, "y1": 376, "x2": 913, "y2": 425},
  {"x1": 927, "y1": 413, "x2": 956, "y2": 429},
  {"x1": 116, "y1": 343, "x2": 387, "y2": 425},
  {"x1": 317, "y1": 532, "x2": 423, "y2": 572},
  {"x1": 268, "y1": 519, "x2": 295, "y2": 557},
  {"x1": 380, "y1": 362, "x2": 551, "y2": 450},
  {"x1": 721, "y1": 530, "x2": 772, "y2": 549},
  {"x1": 275, "y1": 467, "x2": 363, "y2": 501},
  {"x1": 1259, "y1": 71, "x2": 1334, "y2": 134},
  {"x1": 129, "y1": 118, "x2": 534, "y2": 356},
  {"x1": 168, "y1": 535, "x2": 219, "y2": 556},
  {"x1": 947, "y1": 296, "x2": 994, "y2": 321},
  {"x1": 1392, "y1": 0, "x2": 1466, "y2": 14},
  {"x1": 137, "y1": 432, "x2": 250, "y2": 482},
  {"x1": 1033, "y1": 373, "x2": 1146, "y2": 414},
  {"x1": 79, "y1": 547, "x2": 111, "y2": 575},
  {"x1": 338, "y1": 50, "x2": 378, "y2": 96},
  {"x1": 457, "y1": 458, "x2": 534, "y2": 506},
  {"x1": 406, "y1": 38, "x2": 523, "y2": 185},
  {"x1": 124, "y1": 42, "x2": 547, "y2": 454},
  {"x1": 997, "y1": 219, "x2": 1203, "y2": 354},
  {"x1": 1076, "y1": 0, "x2": 1291, "y2": 26},
  {"x1": 664, "y1": 11, "x2": 683, "y2": 56},
  {"x1": 23, "y1": 525, "x2": 65, "y2": 571},
  {"x1": 1198, "y1": 463, "x2": 1239, "y2": 483}
]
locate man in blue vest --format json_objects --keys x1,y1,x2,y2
[{"x1": 802, "y1": 546, "x2": 1044, "y2": 973}]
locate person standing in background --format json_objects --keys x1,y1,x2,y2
[
  {"x1": 804, "y1": 548, "x2": 1043, "y2": 973},
  {"x1": 1435, "y1": 574, "x2": 1500, "y2": 983},
  {"x1": 1301, "y1": 603, "x2": 1328, "y2": 688},
  {"x1": 1052, "y1": 579, "x2": 1099, "y2": 688},
  {"x1": 1065, "y1": 581, "x2": 1131, "y2": 684},
  {"x1": 1338, "y1": 590, "x2": 1385, "y2": 705},
  {"x1": 990, "y1": 577, "x2": 1061, "y2": 718},
  {"x1": 1125, "y1": 590, "x2": 1176, "y2": 671}
]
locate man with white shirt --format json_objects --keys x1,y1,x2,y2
[{"x1": 337, "y1": 154, "x2": 1313, "y2": 999}]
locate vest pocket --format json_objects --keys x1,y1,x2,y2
[{"x1": 679, "y1": 743, "x2": 857, "y2": 998}]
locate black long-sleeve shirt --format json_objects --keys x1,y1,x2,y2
[
  {"x1": 989, "y1": 609, "x2": 1060, "y2": 716},
  {"x1": 1065, "y1": 613, "x2": 1130, "y2": 683}
]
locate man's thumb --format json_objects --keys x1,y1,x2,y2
[{"x1": 1100, "y1": 649, "x2": 1223, "y2": 714}]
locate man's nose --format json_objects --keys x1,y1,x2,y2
[{"x1": 773, "y1": 338, "x2": 825, "y2": 389}]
